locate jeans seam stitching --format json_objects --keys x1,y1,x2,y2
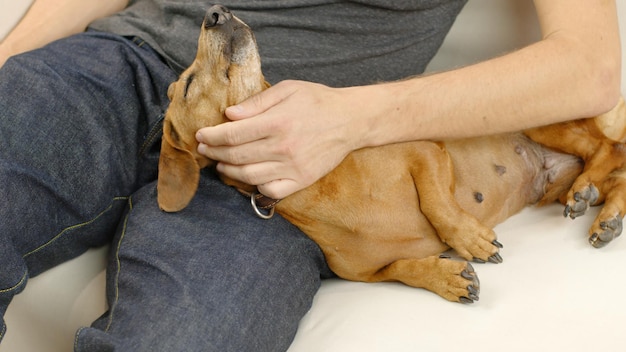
[
  {"x1": 0, "y1": 272, "x2": 27, "y2": 294},
  {"x1": 22, "y1": 196, "x2": 129, "y2": 259},
  {"x1": 104, "y1": 196, "x2": 134, "y2": 333},
  {"x1": 74, "y1": 326, "x2": 86, "y2": 349},
  {"x1": 138, "y1": 115, "x2": 165, "y2": 157}
]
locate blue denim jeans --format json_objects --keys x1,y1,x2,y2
[{"x1": 0, "y1": 32, "x2": 332, "y2": 351}]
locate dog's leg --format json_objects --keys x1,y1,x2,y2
[
  {"x1": 370, "y1": 255, "x2": 480, "y2": 303},
  {"x1": 526, "y1": 119, "x2": 604, "y2": 214},
  {"x1": 588, "y1": 168, "x2": 626, "y2": 247},
  {"x1": 527, "y1": 99, "x2": 626, "y2": 218},
  {"x1": 407, "y1": 142, "x2": 502, "y2": 263},
  {"x1": 526, "y1": 112, "x2": 626, "y2": 247}
]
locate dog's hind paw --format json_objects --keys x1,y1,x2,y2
[
  {"x1": 564, "y1": 184, "x2": 600, "y2": 219},
  {"x1": 589, "y1": 215, "x2": 623, "y2": 248}
]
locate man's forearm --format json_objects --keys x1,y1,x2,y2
[
  {"x1": 0, "y1": 0, "x2": 129, "y2": 66},
  {"x1": 355, "y1": 0, "x2": 622, "y2": 147}
]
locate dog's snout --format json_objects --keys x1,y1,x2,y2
[{"x1": 204, "y1": 5, "x2": 232, "y2": 28}]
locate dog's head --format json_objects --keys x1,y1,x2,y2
[{"x1": 157, "y1": 5, "x2": 269, "y2": 212}]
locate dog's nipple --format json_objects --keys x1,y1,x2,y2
[{"x1": 473, "y1": 192, "x2": 484, "y2": 203}]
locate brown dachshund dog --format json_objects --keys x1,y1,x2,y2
[{"x1": 157, "y1": 5, "x2": 626, "y2": 303}]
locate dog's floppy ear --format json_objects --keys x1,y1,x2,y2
[{"x1": 157, "y1": 120, "x2": 200, "y2": 212}]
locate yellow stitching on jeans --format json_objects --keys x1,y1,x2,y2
[
  {"x1": 0, "y1": 273, "x2": 27, "y2": 340},
  {"x1": 74, "y1": 326, "x2": 86, "y2": 349},
  {"x1": 104, "y1": 196, "x2": 133, "y2": 333},
  {"x1": 0, "y1": 272, "x2": 27, "y2": 293},
  {"x1": 22, "y1": 196, "x2": 129, "y2": 259},
  {"x1": 0, "y1": 320, "x2": 6, "y2": 340}
]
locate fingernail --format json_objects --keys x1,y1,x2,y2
[
  {"x1": 196, "y1": 131, "x2": 204, "y2": 143},
  {"x1": 197, "y1": 143, "x2": 208, "y2": 155},
  {"x1": 226, "y1": 104, "x2": 243, "y2": 115}
]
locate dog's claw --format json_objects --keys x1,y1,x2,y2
[
  {"x1": 472, "y1": 253, "x2": 502, "y2": 264},
  {"x1": 492, "y1": 240, "x2": 504, "y2": 248},
  {"x1": 466, "y1": 285, "x2": 480, "y2": 302},
  {"x1": 563, "y1": 204, "x2": 571, "y2": 218},
  {"x1": 465, "y1": 263, "x2": 475, "y2": 273},
  {"x1": 459, "y1": 296, "x2": 474, "y2": 304},
  {"x1": 488, "y1": 253, "x2": 503, "y2": 264},
  {"x1": 459, "y1": 285, "x2": 479, "y2": 304},
  {"x1": 589, "y1": 233, "x2": 606, "y2": 248},
  {"x1": 568, "y1": 200, "x2": 588, "y2": 218}
]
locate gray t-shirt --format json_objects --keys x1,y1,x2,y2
[{"x1": 89, "y1": 0, "x2": 467, "y2": 86}]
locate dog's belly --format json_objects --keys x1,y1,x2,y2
[
  {"x1": 445, "y1": 133, "x2": 544, "y2": 227},
  {"x1": 277, "y1": 133, "x2": 562, "y2": 280},
  {"x1": 278, "y1": 151, "x2": 448, "y2": 279}
]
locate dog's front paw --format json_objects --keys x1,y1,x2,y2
[
  {"x1": 563, "y1": 183, "x2": 600, "y2": 219},
  {"x1": 442, "y1": 221, "x2": 503, "y2": 265},
  {"x1": 471, "y1": 240, "x2": 504, "y2": 264}
]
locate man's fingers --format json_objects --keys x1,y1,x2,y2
[
  {"x1": 214, "y1": 162, "x2": 303, "y2": 199},
  {"x1": 257, "y1": 179, "x2": 301, "y2": 200},
  {"x1": 196, "y1": 117, "x2": 269, "y2": 147},
  {"x1": 216, "y1": 162, "x2": 282, "y2": 187},
  {"x1": 197, "y1": 83, "x2": 297, "y2": 146},
  {"x1": 225, "y1": 80, "x2": 297, "y2": 121},
  {"x1": 198, "y1": 140, "x2": 268, "y2": 166}
]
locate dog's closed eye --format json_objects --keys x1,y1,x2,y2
[{"x1": 184, "y1": 74, "x2": 195, "y2": 99}]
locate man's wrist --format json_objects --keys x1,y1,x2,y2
[{"x1": 348, "y1": 81, "x2": 416, "y2": 149}]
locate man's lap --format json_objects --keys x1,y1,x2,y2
[
  {"x1": 76, "y1": 171, "x2": 331, "y2": 351},
  {"x1": 0, "y1": 32, "x2": 330, "y2": 351}
]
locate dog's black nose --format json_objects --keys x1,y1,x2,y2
[{"x1": 204, "y1": 5, "x2": 232, "y2": 28}]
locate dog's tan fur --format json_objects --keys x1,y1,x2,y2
[{"x1": 157, "y1": 6, "x2": 626, "y2": 303}]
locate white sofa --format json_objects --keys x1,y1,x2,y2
[{"x1": 2, "y1": 2, "x2": 626, "y2": 351}]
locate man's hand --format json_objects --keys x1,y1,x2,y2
[{"x1": 196, "y1": 80, "x2": 360, "y2": 199}]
